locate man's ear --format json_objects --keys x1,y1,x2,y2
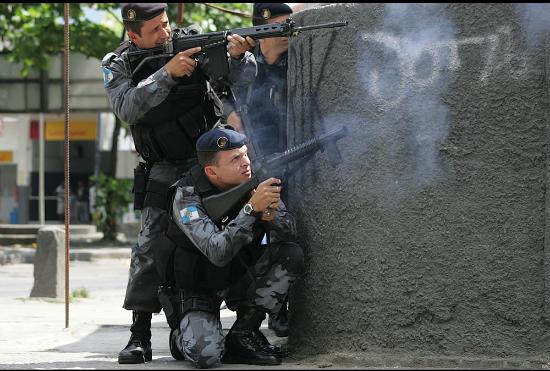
[
  {"x1": 127, "y1": 30, "x2": 139, "y2": 43},
  {"x1": 204, "y1": 165, "x2": 217, "y2": 178}
]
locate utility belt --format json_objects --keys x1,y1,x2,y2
[{"x1": 133, "y1": 158, "x2": 197, "y2": 211}]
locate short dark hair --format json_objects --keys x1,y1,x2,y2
[
  {"x1": 123, "y1": 20, "x2": 144, "y2": 36},
  {"x1": 197, "y1": 151, "x2": 220, "y2": 167}
]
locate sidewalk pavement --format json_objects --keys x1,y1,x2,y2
[{"x1": 0, "y1": 255, "x2": 320, "y2": 369}]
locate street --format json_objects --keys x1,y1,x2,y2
[{"x1": 0, "y1": 258, "x2": 298, "y2": 369}]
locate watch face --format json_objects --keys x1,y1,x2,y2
[{"x1": 244, "y1": 203, "x2": 253, "y2": 215}]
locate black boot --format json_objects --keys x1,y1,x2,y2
[
  {"x1": 235, "y1": 308, "x2": 282, "y2": 359},
  {"x1": 252, "y1": 328, "x2": 283, "y2": 359},
  {"x1": 268, "y1": 301, "x2": 289, "y2": 337},
  {"x1": 118, "y1": 311, "x2": 152, "y2": 364},
  {"x1": 223, "y1": 307, "x2": 281, "y2": 365}
]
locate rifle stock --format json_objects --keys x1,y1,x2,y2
[
  {"x1": 203, "y1": 126, "x2": 348, "y2": 224},
  {"x1": 127, "y1": 19, "x2": 348, "y2": 79}
]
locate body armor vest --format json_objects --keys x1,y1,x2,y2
[
  {"x1": 166, "y1": 165, "x2": 265, "y2": 292},
  {"x1": 122, "y1": 43, "x2": 222, "y2": 163},
  {"x1": 246, "y1": 50, "x2": 288, "y2": 156}
]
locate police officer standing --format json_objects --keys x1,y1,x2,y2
[
  {"x1": 240, "y1": 2, "x2": 296, "y2": 337},
  {"x1": 240, "y1": 3, "x2": 293, "y2": 157},
  {"x1": 101, "y1": 3, "x2": 256, "y2": 364},
  {"x1": 165, "y1": 126, "x2": 303, "y2": 367}
]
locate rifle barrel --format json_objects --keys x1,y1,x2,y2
[
  {"x1": 294, "y1": 21, "x2": 348, "y2": 33},
  {"x1": 265, "y1": 126, "x2": 348, "y2": 167}
]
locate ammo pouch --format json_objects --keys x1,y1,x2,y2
[
  {"x1": 144, "y1": 180, "x2": 171, "y2": 210},
  {"x1": 133, "y1": 162, "x2": 149, "y2": 210}
]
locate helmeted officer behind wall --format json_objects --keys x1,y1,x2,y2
[
  {"x1": 101, "y1": 3, "x2": 257, "y2": 364},
  {"x1": 165, "y1": 127, "x2": 304, "y2": 367}
]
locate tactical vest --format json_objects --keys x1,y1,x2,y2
[
  {"x1": 121, "y1": 42, "x2": 222, "y2": 163},
  {"x1": 245, "y1": 48, "x2": 288, "y2": 155},
  {"x1": 165, "y1": 165, "x2": 265, "y2": 292}
]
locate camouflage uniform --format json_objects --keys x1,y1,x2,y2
[
  {"x1": 171, "y1": 183, "x2": 303, "y2": 368},
  {"x1": 103, "y1": 44, "x2": 257, "y2": 314}
]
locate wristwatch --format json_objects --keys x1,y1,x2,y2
[{"x1": 243, "y1": 203, "x2": 255, "y2": 216}]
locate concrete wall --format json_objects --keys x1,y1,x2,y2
[{"x1": 287, "y1": 3, "x2": 550, "y2": 360}]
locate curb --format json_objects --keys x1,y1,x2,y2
[{"x1": 0, "y1": 246, "x2": 131, "y2": 265}]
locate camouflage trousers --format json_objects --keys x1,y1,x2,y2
[
  {"x1": 123, "y1": 162, "x2": 191, "y2": 313},
  {"x1": 177, "y1": 241, "x2": 303, "y2": 368}
]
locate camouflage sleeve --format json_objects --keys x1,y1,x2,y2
[
  {"x1": 265, "y1": 200, "x2": 298, "y2": 243},
  {"x1": 171, "y1": 185, "x2": 259, "y2": 268},
  {"x1": 102, "y1": 55, "x2": 178, "y2": 124},
  {"x1": 227, "y1": 51, "x2": 257, "y2": 88}
]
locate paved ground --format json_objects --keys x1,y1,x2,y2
[{"x1": 0, "y1": 257, "x2": 309, "y2": 370}]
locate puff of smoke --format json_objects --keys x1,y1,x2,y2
[
  {"x1": 356, "y1": 3, "x2": 456, "y2": 187},
  {"x1": 515, "y1": 3, "x2": 550, "y2": 48}
]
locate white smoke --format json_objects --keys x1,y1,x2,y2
[
  {"x1": 357, "y1": 3, "x2": 457, "y2": 187},
  {"x1": 516, "y1": 3, "x2": 550, "y2": 48}
]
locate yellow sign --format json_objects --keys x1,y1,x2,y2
[
  {"x1": 0, "y1": 151, "x2": 13, "y2": 162},
  {"x1": 46, "y1": 120, "x2": 97, "y2": 141}
]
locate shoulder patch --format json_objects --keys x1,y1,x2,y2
[
  {"x1": 180, "y1": 205, "x2": 200, "y2": 224},
  {"x1": 178, "y1": 186, "x2": 196, "y2": 196},
  {"x1": 102, "y1": 66, "x2": 114, "y2": 87}
]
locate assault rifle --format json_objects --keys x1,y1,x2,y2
[
  {"x1": 126, "y1": 18, "x2": 348, "y2": 79},
  {"x1": 203, "y1": 126, "x2": 348, "y2": 225}
]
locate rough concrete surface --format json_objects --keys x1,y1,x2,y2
[
  {"x1": 29, "y1": 226, "x2": 65, "y2": 298},
  {"x1": 285, "y1": 2, "x2": 550, "y2": 365}
]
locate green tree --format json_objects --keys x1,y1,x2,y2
[
  {"x1": 0, "y1": 3, "x2": 252, "y2": 76},
  {"x1": 0, "y1": 3, "x2": 122, "y2": 76},
  {"x1": 90, "y1": 173, "x2": 133, "y2": 241}
]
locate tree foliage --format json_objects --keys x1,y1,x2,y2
[
  {"x1": 0, "y1": 3, "x2": 120, "y2": 76},
  {"x1": 0, "y1": 3, "x2": 253, "y2": 76},
  {"x1": 90, "y1": 173, "x2": 133, "y2": 241}
]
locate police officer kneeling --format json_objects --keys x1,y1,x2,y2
[{"x1": 165, "y1": 127, "x2": 303, "y2": 368}]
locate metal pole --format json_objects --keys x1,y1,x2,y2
[
  {"x1": 95, "y1": 113, "x2": 101, "y2": 179},
  {"x1": 63, "y1": 2, "x2": 71, "y2": 329},
  {"x1": 38, "y1": 112, "x2": 45, "y2": 226}
]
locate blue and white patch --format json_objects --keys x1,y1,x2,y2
[
  {"x1": 102, "y1": 66, "x2": 114, "y2": 87},
  {"x1": 180, "y1": 205, "x2": 200, "y2": 224}
]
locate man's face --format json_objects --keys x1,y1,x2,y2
[
  {"x1": 208, "y1": 145, "x2": 252, "y2": 189},
  {"x1": 261, "y1": 14, "x2": 291, "y2": 54},
  {"x1": 129, "y1": 12, "x2": 171, "y2": 49}
]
